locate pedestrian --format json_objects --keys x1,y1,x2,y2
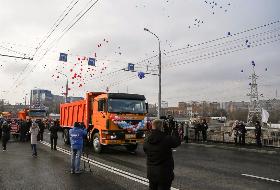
[
  {"x1": 183, "y1": 121, "x2": 189, "y2": 143},
  {"x1": 37, "y1": 119, "x2": 45, "y2": 141},
  {"x1": 143, "y1": 119, "x2": 181, "y2": 190},
  {"x1": 69, "y1": 122, "x2": 87, "y2": 174},
  {"x1": 0, "y1": 119, "x2": 3, "y2": 141},
  {"x1": 49, "y1": 120, "x2": 59, "y2": 150},
  {"x1": 29, "y1": 122, "x2": 39, "y2": 157},
  {"x1": 201, "y1": 119, "x2": 208, "y2": 142},
  {"x1": 255, "y1": 121, "x2": 262, "y2": 147},
  {"x1": 26, "y1": 119, "x2": 32, "y2": 141},
  {"x1": 194, "y1": 120, "x2": 201, "y2": 142},
  {"x1": 1, "y1": 121, "x2": 11, "y2": 151},
  {"x1": 239, "y1": 121, "x2": 247, "y2": 145},
  {"x1": 232, "y1": 120, "x2": 239, "y2": 145}
]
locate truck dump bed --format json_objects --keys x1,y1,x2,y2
[{"x1": 60, "y1": 99, "x2": 87, "y2": 128}]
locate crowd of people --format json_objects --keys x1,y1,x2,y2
[
  {"x1": 231, "y1": 120, "x2": 263, "y2": 147},
  {"x1": 1, "y1": 115, "x2": 266, "y2": 190},
  {"x1": 193, "y1": 119, "x2": 208, "y2": 142},
  {"x1": 0, "y1": 118, "x2": 60, "y2": 156}
]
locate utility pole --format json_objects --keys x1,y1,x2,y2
[
  {"x1": 144, "y1": 27, "x2": 162, "y2": 119},
  {"x1": 247, "y1": 62, "x2": 262, "y2": 125}
]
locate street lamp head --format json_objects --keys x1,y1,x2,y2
[{"x1": 144, "y1": 28, "x2": 149, "y2": 32}]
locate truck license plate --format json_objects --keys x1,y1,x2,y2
[{"x1": 125, "y1": 134, "x2": 136, "y2": 139}]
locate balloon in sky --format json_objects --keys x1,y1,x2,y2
[{"x1": 138, "y1": 72, "x2": 145, "y2": 79}]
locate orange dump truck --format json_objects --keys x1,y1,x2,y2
[{"x1": 60, "y1": 92, "x2": 148, "y2": 153}]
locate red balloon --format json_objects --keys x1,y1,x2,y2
[{"x1": 70, "y1": 69, "x2": 73, "y2": 72}]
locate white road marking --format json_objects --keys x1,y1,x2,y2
[
  {"x1": 41, "y1": 141, "x2": 179, "y2": 190},
  {"x1": 242, "y1": 174, "x2": 280, "y2": 183}
]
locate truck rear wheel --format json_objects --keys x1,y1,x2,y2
[
  {"x1": 63, "y1": 129, "x2": 70, "y2": 145},
  {"x1": 92, "y1": 133, "x2": 102, "y2": 153},
  {"x1": 125, "y1": 143, "x2": 138, "y2": 152}
]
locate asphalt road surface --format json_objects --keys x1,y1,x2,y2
[{"x1": 1, "y1": 132, "x2": 279, "y2": 190}]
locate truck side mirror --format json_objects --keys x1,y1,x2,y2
[{"x1": 145, "y1": 103, "x2": 149, "y2": 113}]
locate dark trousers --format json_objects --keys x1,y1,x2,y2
[
  {"x1": 2, "y1": 136, "x2": 9, "y2": 150},
  {"x1": 38, "y1": 132, "x2": 44, "y2": 141},
  {"x1": 149, "y1": 180, "x2": 172, "y2": 190},
  {"x1": 194, "y1": 130, "x2": 200, "y2": 141},
  {"x1": 202, "y1": 130, "x2": 207, "y2": 141},
  {"x1": 31, "y1": 144, "x2": 37, "y2": 156},
  {"x1": 239, "y1": 134, "x2": 245, "y2": 145},
  {"x1": 50, "y1": 136, "x2": 57, "y2": 150},
  {"x1": 256, "y1": 136, "x2": 262, "y2": 147}
]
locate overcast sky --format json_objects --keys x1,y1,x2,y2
[{"x1": 0, "y1": 0, "x2": 280, "y2": 106}]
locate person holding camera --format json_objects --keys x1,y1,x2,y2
[
  {"x1": 143, "y1": 119, "x2": 181, "y2": 190},
  {"x1": 69, "y1": 122, "x2": 87, "y2": 174}
]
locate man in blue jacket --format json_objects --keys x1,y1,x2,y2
[{"x1": 69, "y1": 122, "x2": 87, "y2": 174}]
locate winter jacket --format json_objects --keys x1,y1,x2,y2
[
  {"x1": 143, "y1": 130, "x2": 181, "y2": 183},
  {"x1": 2, "y1": 124, "x2": 11, "y2": 139},
  {"x1": 49, "y1": 124, "x2": 59, "y2": 138},
  {"x1": 69, "y1": 127, "x2": 87, "y2": 150},
  {"x1": 29, "y1": 126, "x2": 39, "y2": 144}
]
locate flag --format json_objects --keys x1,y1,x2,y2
[
  {"x1": 128, "y1": 63, "x2": 134, "y2": 71},
  {"x1": 262, "y1": 109, "x2": 269, "y2": 123},
  {"x1": 59, "y1": 53, "x2": 68, "y2": 62},
  {"x1": 88, "y1": 58, "x2": 95, "y2": 66}
]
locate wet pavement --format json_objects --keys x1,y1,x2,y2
[{"x1": 1, "y1": 132, "x2": 280, "y2": 190}]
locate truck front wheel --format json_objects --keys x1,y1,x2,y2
[
  {"x1": 63, "y1": 129, "x2": 70, "y2": 145},
  {"x1": 125, "y1": 143, "x2": 138, "y2": 152},
  {"x1": 92, "y1": 133, "x2": 102, "y2": 153}
]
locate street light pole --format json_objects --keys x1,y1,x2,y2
[
  {"x1": 58, "y1": 72, "x2": 69, "y2": 103},
  {"x1": 144, "y1": 28, "x2": 162, "y2": 119}
]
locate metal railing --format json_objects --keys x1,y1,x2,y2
[{"x1": 183, "y1": 127, "x2": 280, "y2": 148}]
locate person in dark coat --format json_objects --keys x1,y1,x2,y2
[
  {"x1": 0, "y1": 119, "x2": 3, "y2": 141},
  {"x1": 194, "y1": 120, "x2": 201, "y2": 142},
  {"x1": 37, "y1": 119, "x2": 45, "y2": 141},
  {"x1": 201, "y1": 119, "x2": 208, "y2": 142},
  {"x1": 19, "y1": 119, "x2": 26, "y2": 142},
  {"x1": 238, "y1": 121, "x2": 247, "y2": 145},
  {"x1": 255, "y1": 121, "x2": 262, "y2": 147},
  {"x1": 26, "y1": 119, "x2": 32, "y2": 141},
  {"x1": 1, "y1": 121, "x2": 11, "y2": 151},
  {"x1": 143, "y1": 119, "x2": 181, "y2": 190},
  {"x1": 49, "y1": 120, "x2": 59, "y2": 150}
]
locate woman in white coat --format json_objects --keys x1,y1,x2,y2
[{"x1": 29, "y1": 122, "x2": 39, "y2": 157}]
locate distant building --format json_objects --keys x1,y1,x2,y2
[
  {"x1": 30, "y1": 88, "x2": 83, "y2": 113},
  {"x1": 30, "y1": 89, "x2": 52, "y2": 108}
]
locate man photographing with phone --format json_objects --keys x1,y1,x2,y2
[{"x1": 143, "y1": 119, "x2": 181, "y2": 190}]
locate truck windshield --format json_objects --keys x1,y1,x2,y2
[{"x1": 108, "y1": 99, "x2": 146, "y2": 114}]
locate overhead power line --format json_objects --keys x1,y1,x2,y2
[
  {"x1": 0, "y1": 53, "x2": 33, "y2": 60},
  {"x1": 32, "y1": 0, "x2": 80, "y2": 58},
  {"x1": 136, "y1": 19, "x2": 280, "y2": 65},
  {"x1": 12, "y1": 0, "x2": 101, "y2": 89}
]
